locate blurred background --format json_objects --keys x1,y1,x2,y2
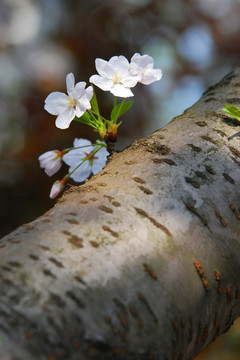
[{"x1": 0, "y1": 0, "x2": 240, "y2": 357}]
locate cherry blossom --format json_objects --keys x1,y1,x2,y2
[
  {"x1": 44, "y1": 73, "x2": 93, "y2": 129},
  {"x1": 38, "y1": 150, "x2": 62, "y2": 176},
  {"x1": 89, "y1": 56, "x2": 140, "y2": 98},
  {"x1": 130, "y1": 53, "x2": 162, "y2": 85},
  {"x1": 62, "y1": 138, "x2": 109, "y2": 182}
]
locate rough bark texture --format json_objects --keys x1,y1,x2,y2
[{"x1": 0, "y1": 69, "x2": 240, "y2": 360}]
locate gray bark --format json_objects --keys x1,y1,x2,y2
[{"x1": 0, "y1": 69, "x2": 240, "y2": 360}]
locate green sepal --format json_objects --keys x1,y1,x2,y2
[
  {"x1": 90, "y1": 86, "x2": 100, "y2": 116},
  {"x1": 110, "y1": 101, "x2": 133, "y2": 122},
  {"x1": 73, "y1": 112, "x2": 92, "y2": 125},
  {"x1": 222, "y1": 104, "x2": 240, "y2": 122}
]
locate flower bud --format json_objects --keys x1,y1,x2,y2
[
  {"x1": 99, "y1": 124, "x2": 107, "y2": 138},
  {"x1": 49, "y1": 181, "x2": 63, "y2": 199}
]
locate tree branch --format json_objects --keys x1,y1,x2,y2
[{"x1": 0, "y1": 69, "x2": 240, "y2": 360}]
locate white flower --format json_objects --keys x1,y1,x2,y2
[
  {"x1": 90, "y1": 56, "x2": 140, "y2": 98},
  {"x1": 130, "y1": 53, "x2": 162, "y2": 85},
  {"x1": 44, "y1": 73, "x2": 93, "y2": 129},
  {"x1": 38, "y1": 150, "x2": 62, "y2": 176},
  {"x1": 62, "y1": 138, "x2": 109, "y2": 182}
]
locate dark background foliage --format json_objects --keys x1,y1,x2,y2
[{"x1": 0, "y1": 1, "x2": 240, "y2": 357}]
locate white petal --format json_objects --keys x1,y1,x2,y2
[
  {"x1": 63, "y1": 150, "x2": 85, "y2": 167},
  {"x1": 63, "y1": 138, "x2": 93, "y2": 166},
  {"x1": 95, "y1": 58, "x2": 115, "y2": 78},
  {"x1": 92, "y1": 157, "x2": 107, "y2": 174},
  {"x1": 73, "y1": 138, "x2": 92, "y2": 148},
  {"x1": 44, "y1": 159, "x2": 62, "y2": 176},
  {"x1": 95, "y1": 146, "x2": 109, "y2": 158},
  {"x1": 77, "y1": 95, "x2": 91, "y2": 113},
  {"x1": 140, "y1": 69, "x2": 162, "y2": 85},
  {"x1": 111, "y1": 84, "x2": 134, "y2": 98},
  {"x1": 131, "y1": 53, "x2": 154, "y2": 68},
  {"x1": 85, "y1": 86, "x2": 93, "y2": 101},
  {"x1": 73, "y1": 81, "x2": 86, "y2": 99},
  {"x1": 131, "y1": 52, "x2": 140, "y2": 60},
  {"x1": 70, "y1": 161, "x2": 91, "y2": 182},
  {"x1": 55, "y1": 108, "x2": 75, "y2": 129},
  {"x1": 44, "y1": 92, "x2": 68, "y2": 115},
  {"x1": 75, "y1": 105, "x2": 85, "y2": 118},
  {"x1": 109, "y1": 55, "x2": 130, "y2": 71},
  {"x1": 90, "y1": 75, "x2": 113, "y2": 91},
  {"x1": 66, "y1": 73, "x2": 75, "y2": 95},
  {"x1": 44, "y1": 102, "x2": 67, "y2": 116},
  {"x1": 129, "y1": 62, "x2": 141, "y2": 77},
  {"x1": 45, "y1": 91, "x2": 68, "y2": 103},
  {"x1": 38, "y1": 150, "x2": 57, "y2": 162},
  {"x1": 121, "y1": 75, "x2": 139, "y2": 88}
]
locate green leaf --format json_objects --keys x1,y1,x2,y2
[
  {"x1": 222, "y1": 104, "x2": 240, "y2": 122},
  {"x1": 90, "y1": 86, "x2": 100, "y2": 115},
  {"x1": 73, "y1": 112, "x2": 92, "y2": 125},
  {"x1": 111, "y1": 101, "x2": 133, "y2": 122}
]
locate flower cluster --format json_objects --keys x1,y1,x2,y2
[
  {"x1": 90, "y1": 53, "x2": 162, "y2": 98},
  {"x1": 39, "y1": 139, "x2": 109, "y2": 198},
  {"x1": 40, "y1": 53, "x2": 162, "y2": 198}
]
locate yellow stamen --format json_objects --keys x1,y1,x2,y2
[
  {"x1": 67, "y1": 97, "x2": 77, "y2": 109},
  {"x1": 113, "y1": 75, "x2": 121, "y2": 84}
]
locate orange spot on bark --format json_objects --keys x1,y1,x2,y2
[
  {"x1": 112, "y1": 348, "x2": 127, "y2": 354},
  {"x1": 121, "y1": 317, "x2": 128, "y2": 328},
  {"x1": 143, "y1": 263, "x2": 158, "y2": 280},
  {"x1": 194, "y1": 259, "x2": 204, "y2": 276},
  {"x1": 236, "y1": 288, "x2": 240, "y2": 299},
  {"x1": 148, "y1": 350, "x2": 154, "y2": 359},
  {"x1": 203, "y1": 278, "x2": 209, "y2": 290},
  {"x1": 105, "y1": 316, "x2": 111, "y2": 324},
  {"x1": 173, "y1": 321, "x2": 178, "y2": 332},
  {"x1": 120, "y1": 330, "x2": 126, "y2": 342},
  {"x1": 215, "y1": 270, "x2": 220, "y2": 281},
  {"x1": 90, "y1": 347, "x2": 98, "y2": 354},
  {"x1": 226, "y1": 285, "x2": 231, "y2": 299},
  {"x1": 203, "y1": 326, "x2": 209, "y2": 340},
  {"x1": 129, "y1": 305, "x2": 137, "y2": 316},
  {"x1": 25, "y1": 330, "x2": 32, "y2": 339}
]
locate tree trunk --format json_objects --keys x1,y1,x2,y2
[{"x1": 0, "y1": 69, "x2": 240, "y2": 360}]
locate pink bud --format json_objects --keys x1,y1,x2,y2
[{"x1": 49, "y1": 181, "x2": 63, "y2": 199}]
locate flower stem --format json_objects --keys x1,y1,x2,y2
[
  {"x1": 114, "y1": 98, "x2": 126, "y2": 123},
  {"x1": 88, "y1": 110, "x2": 107, "y2": 123},
  {"x1": 64, "y1": 143, "x2": 106, "y2": 154}
]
